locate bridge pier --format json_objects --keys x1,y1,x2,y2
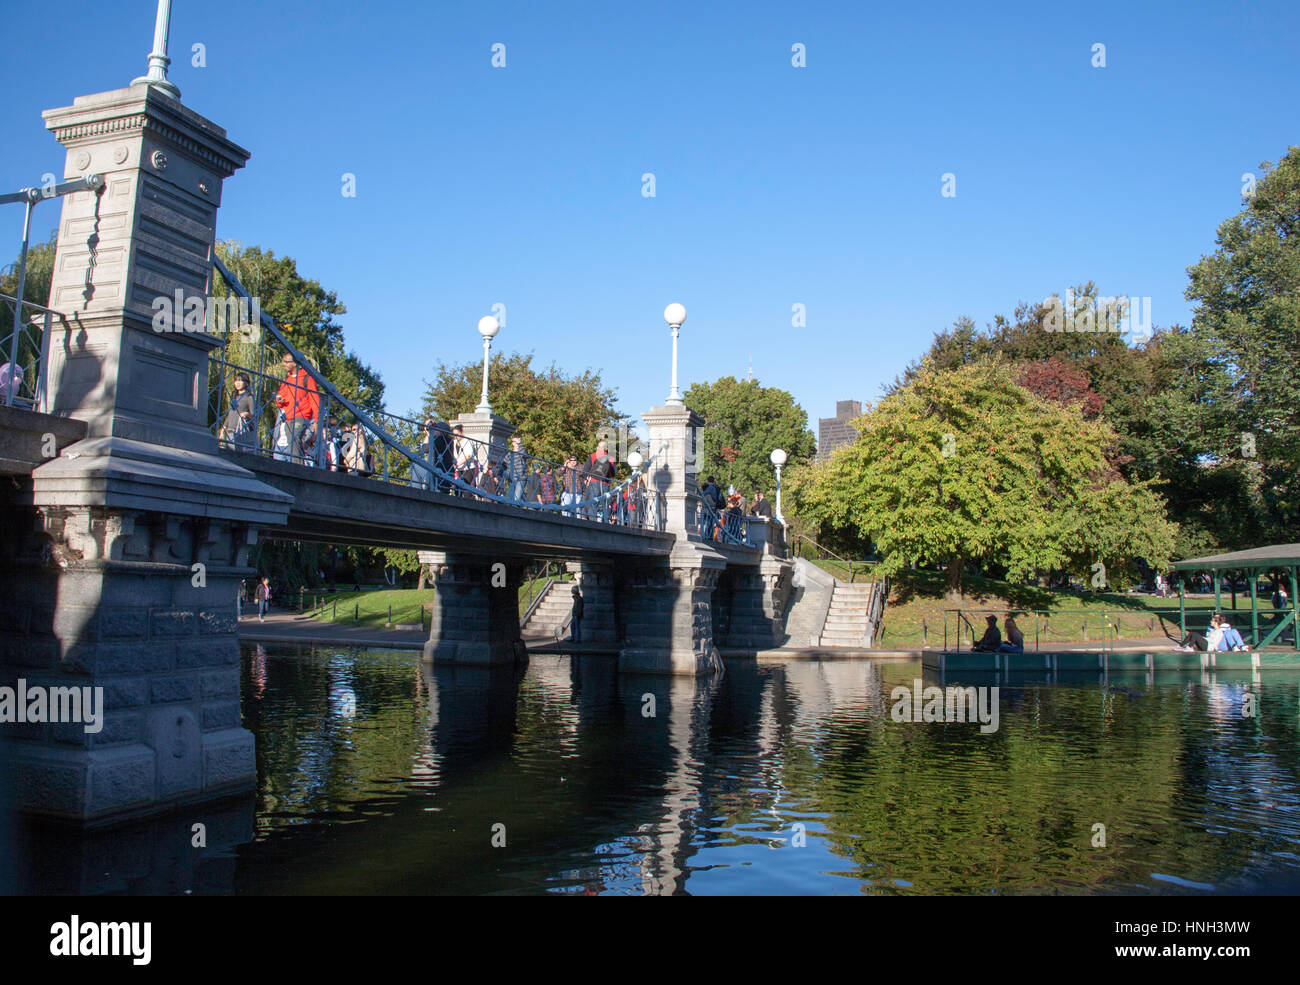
[
  {"x1": 714, "y1": 554, "x2": 794, "y2": 650},
  {"x1": 617, "y1": 549, "x2": 726, "y2": 674},
  {"x1": 0, "y1": 82, "x2": 292, "y2": 825},
  {"x1": 0, "y1": 504, "x2": 270, "y2": 824},
  {"x1": 565, "y1": 561, "x2": 616, "y2": 645},
  {"x1": 420, "y1": 552, "x2": 528, "y2": 666}
]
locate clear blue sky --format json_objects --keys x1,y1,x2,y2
[{"x1": 3, "y1": 0, "x2": 1296, "y2": 436}]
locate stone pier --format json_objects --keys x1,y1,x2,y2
[
  {"x1": 615, "y1": 404, "x2": 727, "y2": 675},
  {"x1": 565, "y1": 561, "x2": 617, "y2": 645},
  {"x1": 420, "y1": 551, "x2": 528, "y2": 665},
  {"x1": 0, "y1": 81, "x2": 291, "y2": 825}
]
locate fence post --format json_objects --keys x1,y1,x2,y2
[{"x1": 354, "y1": 603, "x2": 359, "y2": 625}]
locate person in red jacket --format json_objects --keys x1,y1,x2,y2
[{"x1": 275, "y1": 352, "x2": 320, "y2": 462}]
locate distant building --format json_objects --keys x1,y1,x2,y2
[{"x1": 818, "y1": 400, "x2": 862, "y2": 461}]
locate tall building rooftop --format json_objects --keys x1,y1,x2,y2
[{"x1": 818, "y1": 400, "x2": 862, "y2": 461}]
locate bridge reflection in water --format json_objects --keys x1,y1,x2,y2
[{"x1": 12, "y1": 644, "x2": 1300, "y2": 895}]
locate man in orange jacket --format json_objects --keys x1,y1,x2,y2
[{"x1": 275, "y1": 352, "x2": 320, "y2": 462}]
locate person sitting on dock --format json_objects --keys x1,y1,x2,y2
[
  {"x1": 998, "y1": 615, "x2": 1024, "y2": 653},
  {"x1": 970, "y1": 615, "x2": 1002, "y2": 652},
  {"x1": 1214, "y1": 615, "x2": 1250, "y2": 651},
  {"x1": 1204, "y1": 614, "x2": 1226, "y2": 652}
]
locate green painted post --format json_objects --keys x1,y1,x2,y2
[
  {"x1": 1291, "y1": 566, "x2": 1299, "y2": 652},
  {"x1": 1250, "y1": 572, "x2": 1259, "y2": 646},
  {"x1": 1214, "y1": 571, "x2": 1221, "y2": 613},
  {"x1": 1179, "y1": 581, "x2": 1186, "y2": 638}
]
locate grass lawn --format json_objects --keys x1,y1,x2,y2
[
  {"x1": 300, "y1": 574, "x2": 575, "y2": 629},
  {"x1": 859, "y1": 568, "x2": 1254, "y2": 648},
  {"x1": 301, "y1": 588, "x2": 436, "y2": 629}
]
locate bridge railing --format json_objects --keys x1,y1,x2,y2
[
  {"x1": 0, "y1": 291, "x2": 60, "y2": 412},
  {"x1": 207, "y1": 257, "x2": 663, "y2": 531},
  {"x1": 692, "y1": 495, "x2": 759, "y2": 548}
]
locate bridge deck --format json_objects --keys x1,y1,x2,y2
[{"x1": 234, "y1": 451, "x2": 682, "y2": 560}]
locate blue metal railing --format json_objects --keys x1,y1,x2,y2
[
  {"x1": 207, "y1": 256, "x2": 663, "y2": 530},
  {"x1": 694, "y1": 495, "x2": 759, "y2": 547},
  {"x1": 0, "y1": 292, "x2": 58, "y2": 412}
]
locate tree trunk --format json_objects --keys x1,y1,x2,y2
[
  {"x1": 945, "y1": 555, "x2": 964, "y2": 601},
  {"x1": 417, "y1": 564, "x2": 430, "y2": 591}
]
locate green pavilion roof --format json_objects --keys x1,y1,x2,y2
[{"x1": 1172, "y1": 544, "x2": 1300, "y2": 572}]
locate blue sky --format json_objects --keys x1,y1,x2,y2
[{"x1": 2, "y1": 0, "x2": 1296, "y2": 436}]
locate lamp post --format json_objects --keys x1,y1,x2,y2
[
  {"x1": 131, "y1": 0, "x2": 181, "y2": 99},
  {"x1": 626, "y1": 449, "x2": 646, "y2": 528},
  {"x1": 475, "y1": 315, "x2": 499, "y2": 414},
  {"x1": 770, "y1": 448, "x2": 787, "y2": 523},
  {"x1": 663, "y1": 302, "x2": 686, "y2": 406}
]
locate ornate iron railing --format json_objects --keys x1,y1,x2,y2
[
  {"x1": 207, "y1": 256, "x2": 663, "y2": 530},
  {"x1": 0, "y1": 292, "x2": 60, "y2": 412},
  {"x1": 693, "y1": 495, "x2": 759, "y2": 548}
]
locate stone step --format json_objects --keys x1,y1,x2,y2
[{"x1": 821, "y1": 629, "x2": 866, "y2": 641}]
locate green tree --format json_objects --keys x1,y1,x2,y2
[
  {"x1": 683, "y1": 376, "x2": 816, "y2": 495},
  {"x1": 421, "y1": 352, "x2": 623, "y2": 466},
  {"x1": 1184, "y1": 146, "x2": 1300, "y2": 545},
  {"x1": 789, "y1": 360, "x2": 1177, "y2": 597},
  {"x1": 0, "y1": 233, "x2": 58, "y2": 392},
  {"x1": 213, "y1": 240, "x2": 385, "y2": 414},
  {"x1": 0, "y1": 231, "x2": 56, "y2": 309}
]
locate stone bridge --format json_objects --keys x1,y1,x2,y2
[{"x1": 0, "y1": 46, "x2": 793, "y2": 826}]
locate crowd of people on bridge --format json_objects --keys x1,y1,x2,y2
[
  {"x1": 216, "y1": 356, "x2": 784, "y2": 539},
  {"x1": 695, "y1": 475, "x2": 774, "y2": 543}
]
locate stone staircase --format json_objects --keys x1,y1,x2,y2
[
  {"x1": 781, "y1": 558, "x2": 886, "y2": 649},
  {"x1": 818, "y1": 581, "x2": 880, "y2": 647},
  {"x1": 522, "y1": 580, "x2": 573, "y2": 638}
]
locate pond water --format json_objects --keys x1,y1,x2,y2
[{"x1": 12, "y1": 644, "x2": 1300, "y2": 895}]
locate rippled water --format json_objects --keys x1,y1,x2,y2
[{"x1": 13, "y1": 644, "x2": 1300, "y2": 894}]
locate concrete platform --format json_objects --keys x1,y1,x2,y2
[{"x1": 924, "y1": 646, "x2": 1300, "y2": 673}]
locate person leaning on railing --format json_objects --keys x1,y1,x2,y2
[
  {"x1": 219, "y1": 372, "x2": 255, "y2": 450},
  {"x1": 506, "y1": 433, "x2": 528, "y2": 501},
  {"x1": 725, "y1": 493, "x2": 744, "y2": 540},
  {"x1": 560, "y1": 454, "x2": 583, "y2": 517},
  {"x1": 536, "y1": 462, "x2": 556, "y2": 506},
  {"x1": 410, "y1": 419, "x2": 434, "y2": 490},
  {"x1": 274, "y1": 352, "x2": 320, "y2": 463},
  {"x1": 452, "y1": 424, "x2": 476, "y2": 491},
  {"x1": 588, "y1": 439, "x2": 616, "y2": 521}
]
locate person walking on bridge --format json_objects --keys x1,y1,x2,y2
[
  {"x1": 588, "y1": 439, "x2": 616, "y2": 521},
  {"x1": 275, "y1": 352, "x2": 320, "y2": 463},
  {"x1": 506, "y1": 433, "x2": 529, "y2": 501},
  {"x1": 561, "y1": 454, "x2": 583, "y2": 517}
]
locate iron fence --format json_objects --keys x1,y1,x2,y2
[
  {"x1": 0, "y1": 292, "x2": 59, "y2": 411},
  {"x1": 693, "y1": 495, "x2": 759, "y2": 548}
]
